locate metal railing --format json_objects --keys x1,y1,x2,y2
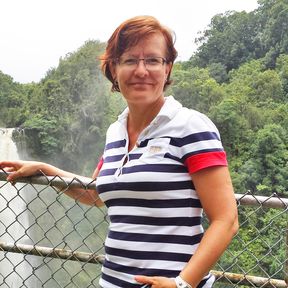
[{"x1": 0, "y1": 171, "x2": 287, "y2": 288}]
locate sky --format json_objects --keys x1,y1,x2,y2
[{"x1": 0, "y1": 0, "x2": 259, "y2": 84}]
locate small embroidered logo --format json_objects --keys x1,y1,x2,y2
[{"x1": 149, "y1": 146, "x2": 162, "y2": 153}]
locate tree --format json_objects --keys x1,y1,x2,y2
[
  {"x1": 191, "y1": 10, "x2": 262, "y2": 71},
  {"x1": 0, "y1": 71, "x2": 27, "y2": 127},
  {"x1": 209, "y1": 96, "x2": 251, "y2": 159},
  {"x1": 169, "y1": 64, "x2": 224, "y2": 114},
  {"x1": 258, "y1": 0, "x2": 288, "y2": 68},
  {"x1": 239, "y1": 124, "x2": 288, "y2": 196},
  {"x1": 276, "y1": 54, "x2": 288, "y2": 96},
  {"x1": 190, "y1": 0, "x2": 288, "y2": 72}
]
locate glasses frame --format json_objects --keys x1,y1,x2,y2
[{"x1": 116, "y1": 56, "x2": 167, "y2": 71}]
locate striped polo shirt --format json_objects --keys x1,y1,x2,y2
[{"x1": 96, "y1": 96, "x2": 227, "y2": 288}]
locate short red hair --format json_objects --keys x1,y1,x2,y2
[{"x1": 101, "y1": 16, "x2": 178, "y2": 92}]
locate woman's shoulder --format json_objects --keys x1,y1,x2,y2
[{"x1": 173, "y1": 105, "x2": 220, "y2": 136}]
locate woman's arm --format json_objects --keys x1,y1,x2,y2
[
  {"x1": 135, "y1": 165, "x2": 238, "y2": 288},
  {"x1": 0, "y1": 160, "x2": 103, "y2": 206},
  {"x1": 179, "y1": 165, "x2": 239, "y2": 287}
]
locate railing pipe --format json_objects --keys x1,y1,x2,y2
[
  {"x1": 0, "y1": 241, "x2": 105, "y2": 264},
  {"x1": 235, "y1": 193, "x2": 288, "y2": 209},
  {"x1": 0, "y1": 170, "x2": 96, "y2": 190},
  {"x1": 0, "y1": 169, "x2": 288, "y2": 209},
  {"x1": 1, "y1": 171, "x2": 287, "y2": 209},
  {"x1": 211, "y1": 270, "x2": 287, "y2": 288},
  {"x1": 0, "y1": 241, "x2": 286, "y2": 288}
]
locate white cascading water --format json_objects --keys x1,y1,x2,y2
[{"x1": 0, "y1": 128, "x2": 32, "y2": 287}]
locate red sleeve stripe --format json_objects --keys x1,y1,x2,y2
[
  {"x1": 184, "y1": 151, "x2": 228, "y2": 174},
  {"x1": 96, "y1": 157, "x2": 104, "y2": 171}
]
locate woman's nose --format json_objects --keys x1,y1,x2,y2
[{"x1": 134, "y1": 60, "x2": 149, "y2": 76}]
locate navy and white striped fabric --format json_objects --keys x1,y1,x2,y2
[{"x1": 96, "y1": 96, "x2": 227, "y2": 288}]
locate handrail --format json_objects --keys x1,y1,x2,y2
[
  {"x1": 0, "y1": 170, "x2": 96, "y2": 190},
  {"x1": 1, "y1": 170, "x2": 287, "y2": 209},
  {"x1": 235, "y1": 193, "x2": 288, "y2": 209},
  {"x1": 0, "y1": 241, "x2": 105, "y2": 264},
  {"x1": 0, "y1": 241, "x2": 286, "y2": 287},
  {"x1": 211, "y1": 270, "x2": 287, "y2": 288}
]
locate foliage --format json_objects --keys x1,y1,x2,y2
[
  {"x1": 190, "y1": 11, "x2": 262, "y2": 71},
  {"x1": 0, "y1": 71, "x2": 27, "y2": 127},
  {"x1": 169, "y1": 64, "x2": 225, "y2": 114},
  {"x1": 1, "y1": 40, "x2": 125, "y2": 173},
  {"x1": 239, "y1": 124, "x2": 288, "y2": 196},
  {"x1": 190, "y1": 0, "x2": 288, "y2": 73}
]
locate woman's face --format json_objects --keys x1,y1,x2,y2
[{"x1": 112, "y1": 33, "x2": 172, "y2": 106}]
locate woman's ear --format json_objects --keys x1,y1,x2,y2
[{"x1": 110, "y1": 62, "x2": 117, "y2": 81}]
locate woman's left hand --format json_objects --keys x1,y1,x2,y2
[{"x1": 135, "y1": 275, "x2": 176, "y2": 288}]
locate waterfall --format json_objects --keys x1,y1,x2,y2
[
  {"x1": 0, "y1": 128, "x2": 32, "y2": 287},
  {"x1": 0, "y1": 128, "x2": 19, "y2": 160},
  {"x1": 0, "y1": 128, "x2": 103, "y2": 287}
]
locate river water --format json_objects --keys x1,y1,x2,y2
[{"x1": 0, "y1": 128, "x2": 32, "y2": 287}]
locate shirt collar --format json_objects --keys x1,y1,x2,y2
[
  {"x1": 117, "y1": 95, "x2": 182, "y2": 124},
  {"x1": 117, "y1": 107, "x2": 129, "y2": 124},
  {"x1": 157, "y1": 96, "x2": 182, "y2": 120}
]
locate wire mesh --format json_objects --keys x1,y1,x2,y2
[{"x1": 0, "y1": 171, "x2": 287, "y2": 288}]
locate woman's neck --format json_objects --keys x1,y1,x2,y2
[
  {"x1": 127, "y1": 96, "x2": 165, "y2": 134},
  {"x1": 126, "y1": 96, "x2": 165, "y2": 151}
]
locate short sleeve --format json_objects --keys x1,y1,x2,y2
[
  {"x1": 96, "y1": 157, "x2": 104, "y2": 171},
  {"x1": 179, "y1": 111, "x2": 228, "y2": 174}
]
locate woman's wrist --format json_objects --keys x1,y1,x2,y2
[
  {"x1": 36, "y1": 162, "x2": 52, "y2": 175},
  {"x1": 36, "y1": 162, "x2": 61, "y2": 176},
  {"x1": 175, "y1": 275, "x2": 193, "y2": 288}
]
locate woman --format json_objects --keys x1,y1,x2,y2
[{"x1": 0, "y1": 16, "x2": 238, "y2": 288}]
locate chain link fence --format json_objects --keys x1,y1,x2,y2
[{"x1": 0, "y1": 170, "x2": 287, "y2": 288}]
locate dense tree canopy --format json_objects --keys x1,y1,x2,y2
[
  {"x1": 190, "y1": 0, "x2": 288, "y2": 73},
  {"x1": 2, "y1": 40, "x2": 125, "y2": 173},
  {"x1": 0, "y1": 0, "x2": 286, "y2": 195}
]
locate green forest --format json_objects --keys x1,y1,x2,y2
[
  {"x1": 0, "y1": 0, "x2": 287, "y2": 286},
  {"x1": 1, "y1": 0, "x2": 287, "y2": 198},
  {"x1": 0, "y1": 0, "x2": 287, "y2": 198}
]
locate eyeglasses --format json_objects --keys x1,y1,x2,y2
[{"x1": 117, "y1": 56, "x2": 167, "y2": 71}]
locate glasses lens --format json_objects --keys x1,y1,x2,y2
[
  {"x1": 120, "y1": 58, "x2": 138, "y2": 66},
  {"x1": 119, "y1": 57, "x2": 165, "y2": 71},
  {"x1": 145, "y1": 57, "x2": 163, "y2": 70}
]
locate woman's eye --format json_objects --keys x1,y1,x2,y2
[
  {"x1": 123, "y1": 59, "x2": 137, "y2": 65},
  {"x1": 146, "y1": 58, "x2": 160, "y2": 65}
]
